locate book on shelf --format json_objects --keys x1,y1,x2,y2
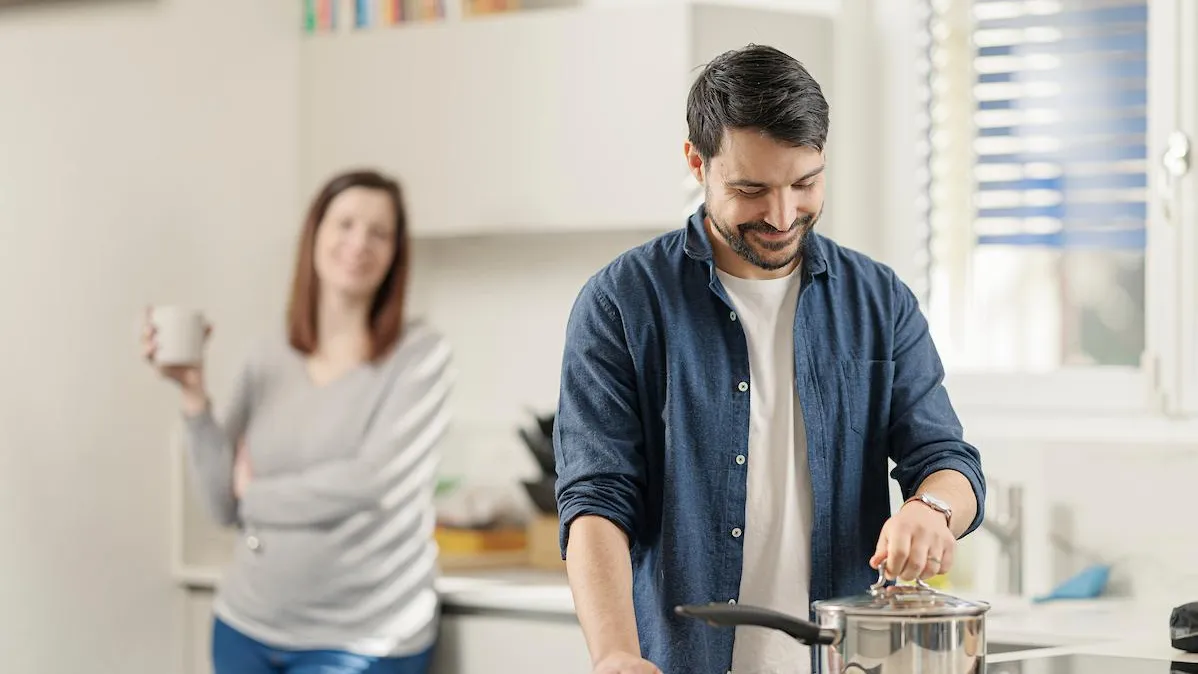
[
  {"x1": 304, "y1": 0, "x2": 534, "y2": 33},
  {"x1": 465, "y1": 0, "x2": 521, "y2": 15}
]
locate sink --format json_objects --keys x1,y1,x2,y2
[{"x1": 987, "y1": 641, "x2": 1052, "y2": 655}]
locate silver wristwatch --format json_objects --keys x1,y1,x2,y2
[{"x1": 905, "y1": 492, "x2": 953, "y2": 527}]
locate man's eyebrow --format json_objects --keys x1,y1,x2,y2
[
  {"x1": 798, "y1": 165, "x2": 827, "y2": 181},
  {"x1": 724, "y1": 165, "x2": 826, "y2": 189},
  {"x1": 725, "y1": 179, "x2": 770, "y2": 189}
]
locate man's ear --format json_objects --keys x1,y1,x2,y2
[{"x1": 683, "y1": 140, "x2": 705, "y2": 185}]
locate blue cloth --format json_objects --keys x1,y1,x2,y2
[
  {"x1": 1033, "y1": 564, "x2": 1111, "y2": 603},
  {"x1": 553, "y1": 204, "x2": 986, "y2": 673},
  {"x1": 211, "y1": 618, "x2": 434, "y2": 674}
]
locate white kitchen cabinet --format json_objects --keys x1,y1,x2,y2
[
  {"x1": 184, "y1": 590, "x2": 216, "y2": 674},
  {"x1": 180, "y1": 587, "x2": 588, "y2": 674},
  {"x1": 431, "y1": 611, "x2": 589, "y2": 673},
  {"x1": 299, "y1": 3, "x2": 834, "y2": 237}
]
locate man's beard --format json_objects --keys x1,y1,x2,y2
[{"x1": 707, "y1": 201, "x2": 822, "y2": 272}]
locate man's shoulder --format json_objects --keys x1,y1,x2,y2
[
  {"x1": 582, "y1": 227, "x2": 689, "y2": 301},
  {"x1": 812, "y1": 233, "x2": 902, "y2": 294}
]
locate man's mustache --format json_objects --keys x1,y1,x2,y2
[{"x1": 737, "y1": 213, "x2": 816, "y2": 234}]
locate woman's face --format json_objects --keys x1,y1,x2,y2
[{"x1": 313, "y1": 186, "x2": 397, "y2": 301}]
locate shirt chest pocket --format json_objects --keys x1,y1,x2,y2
[{"x1": 839, "y1": 359, "x2": 896, "y2": 442}]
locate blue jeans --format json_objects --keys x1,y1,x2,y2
[{"x1": 212, "y1": 618, "x2": 435, "y2": 674}]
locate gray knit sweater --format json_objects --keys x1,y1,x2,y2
[{"x1": 182, "y1": 320, "x2": 453, "y2": 656}]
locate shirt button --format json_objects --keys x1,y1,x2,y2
[
  {"x1": 735, "y1": 454, "x2": 746, "y2": 465},
  {"x1": 728, "y1": 598, "x2": 737, "y2": 605},
  {"x1": 737, "y1": 381, "x2": 748, "y2": 392},
  {"x1": 246, "y1": 535, "x2": 261, "y2": 551},
  {"x1": 731, "y1": 527, "x2": 742, "y2": 538},
  {"x1": 729, "y1": 311, "x2": 737, "y2": 322}
]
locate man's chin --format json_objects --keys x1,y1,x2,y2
[
  {"x1": 748, "y1": 244, "x2": 799, "y2": 266},
  {"x1": 753, "y1": 259, "x2": 798, "y2": 272}
]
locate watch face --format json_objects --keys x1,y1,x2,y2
[
  {"x1": 924, "y1": 494, "x2": 948, "y2": 508},
  {"x1": 915, "y1": 493, "x2": 953, "y2": 519}
]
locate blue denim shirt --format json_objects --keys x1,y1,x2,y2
[{"x1": 553, "y1": 205, "x2": 985, "y2": 673}]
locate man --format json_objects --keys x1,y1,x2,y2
[{"x1": 553, "y1": 44, "x2": 985, "y2": 674}]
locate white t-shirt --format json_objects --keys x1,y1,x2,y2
[{"x1": 717, "y1": 267, "x2": 814, "y2": 674}]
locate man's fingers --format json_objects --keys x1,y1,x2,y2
[
  {"x1": 885, "y1": 533, "x2": 911, "y2": 580},
  {"x1": 900, "y1": 541, "x2": 929, "y2": 581},
  {"x1": 870, "y1": 530, "x2": 889, "y2": 569},
  {"x1": 937, "y1": 540, "x2": 956, "y2": 576},
  {"x1": 919, "y1": 546, "x2": 944, "y2": 580}
]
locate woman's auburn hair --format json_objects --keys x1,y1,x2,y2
[{"x1": 286, "y1": 168, "x2": 410, "y2": 362}]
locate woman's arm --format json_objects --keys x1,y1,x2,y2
[
  {"x1": 180, "y1": 358, "x2": 255, "y2": 527},
  {"x1": 237, "y1": 326, "x2": 454, "y2": 528}
]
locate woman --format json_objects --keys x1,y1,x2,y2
[{"x1": 142, "y1": 170, "x2": 453, "y2": 674}]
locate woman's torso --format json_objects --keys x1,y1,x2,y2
[{"x1": 213, "y1": 328, "x2": 442, "y2": 656}]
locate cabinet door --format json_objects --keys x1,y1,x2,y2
[
  {"x1": 300, "y1": 6, "x2": 691, "y2": 237},
  {"x1": 184, "y1": 591, "x2": 215, "y2": 674},
  {"x1": 431, "y1": 612, "x2": 589, "y2": 674}
]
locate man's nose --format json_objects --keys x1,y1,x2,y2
[{"x1": 764, "y1": 193, "x2": 802, "y2": 230}]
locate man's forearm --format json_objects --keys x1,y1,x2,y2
[
  {"x1": 565, "y1": 515, "x2": 641, "y2": 664},
  {"x1": 915, "y1": 469, "x2": 978, "y2": 538}
]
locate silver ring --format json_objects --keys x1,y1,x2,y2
[{"x1": 928, "y1": 557, "x2": 941, "y2": 565}]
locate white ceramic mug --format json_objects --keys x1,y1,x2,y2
[{"x1": 150, "y1": 306, "x2": 206, "y2": 366}]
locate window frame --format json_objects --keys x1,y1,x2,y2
[
  {"x1": 1145, "y1": 0, "x2": 1198, "y2": 419},
  {"x1": 872, "y1": 0, "x2": 1196, "y2": 425}
]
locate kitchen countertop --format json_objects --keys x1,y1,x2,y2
[
  {"x1": 175, "y1": 564, "x2": 576, "y2": 616},
  {"x1": 175, "y1": 564, "x2": 1198, "y2": 664}
]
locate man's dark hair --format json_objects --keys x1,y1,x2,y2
[{"x1": 686, "y1": 44, "x2": 830, "y2": 161}]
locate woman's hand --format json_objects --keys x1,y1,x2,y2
[
  {"x1": 141, "y1": 306, "x2": 211, "y2": 413},
  {"x1": 233, "y1": 439, "x2": 252, "y2": 500}
]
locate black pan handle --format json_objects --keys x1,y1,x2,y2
[{"x1": 674, "y1": 603, "x2": 838, "y2": 646}]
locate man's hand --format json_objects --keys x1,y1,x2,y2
[
  {"x1": 592, "y1": 651, "x2": 662, "y2": 674},
  {"x1": 869, "y1": 500, "x2": 955, "y2": 581}
]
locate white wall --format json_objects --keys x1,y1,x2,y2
[
  {"x1": 407, "y1": 230, "x2": 661, "y2": 486},
  {"x1": 949, "y1": 435, "x2": 1198, "y2": 603},
  {"x1": 0, "y1": 1, "x2": 299, "y2": 672}
]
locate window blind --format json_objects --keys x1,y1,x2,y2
[{"x1": 963, "y1": 0, "x2": 1150, "y2": 251}]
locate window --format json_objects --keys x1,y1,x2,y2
[
  {"x1": 908, "y1": 0, "x2": 1198, "y2": 420},
  {"x1": 922, "y1": 0, "x2": 1150, "y2": 375}
]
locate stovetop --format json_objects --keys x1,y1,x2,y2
[{"x1": 987, "y1": 654, "x2": 1198, "y2": 673}]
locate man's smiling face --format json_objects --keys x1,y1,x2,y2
[{"x1": 687, "y1": 127, "x2": 826, "y2": 279}]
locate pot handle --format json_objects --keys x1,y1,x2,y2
[
  {"x1": 674, "y1": 603, "x2": 838, "y2": 646},
  {"x1": 869, "y1": 560, "x2": 934, "y2": 596}
]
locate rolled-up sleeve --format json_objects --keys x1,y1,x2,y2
[
  {"x1": 553, "y1": 278, "x2": 647, "y2": 558},
  {"x1": 886, "y1": 276, "x2": 986, "y2": 536}
]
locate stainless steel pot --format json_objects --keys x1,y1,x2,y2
[{"x1": 675, "y1": 565, "x2": 991, "y2": 674}]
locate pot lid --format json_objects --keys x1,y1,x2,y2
[{"x1": 812, "y1": 569, "x2": 991, "y2": 618}]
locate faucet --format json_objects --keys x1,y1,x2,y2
[{"x1": 979, "y1": 480, "x2": 1023, "y2": 596}]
